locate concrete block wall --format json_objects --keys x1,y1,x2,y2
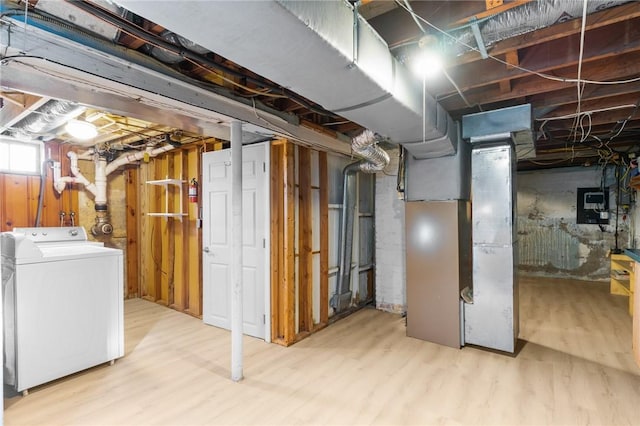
[{"x1": 375, "y1": 148, "x2": 406, "y2": 313}]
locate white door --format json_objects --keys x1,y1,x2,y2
[{"x1": 202, "y1": 143, "x2": 269, "y2": 340}]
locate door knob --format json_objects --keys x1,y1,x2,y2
[{"x1": 203, "y1": 247, "x2": 210, "y2": 253}]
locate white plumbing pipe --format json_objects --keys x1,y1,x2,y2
[
  {"x1": 54, "y1": 176, "x2": 83, "y2": 194},
  {"x1": 94, "y1": 157, "x2": 108, "y2": 206},
  {"x1": 105, "y1": 144, "x2": 175, "y2": 176},
  {"x1": 53, "y1": 152, "x2": 97, "y2": 196},
  {"x1": 55, "y1": 144, "x2": 174, "y2": 200},
  {"x1": 67, "y1": 151, "x2": 97, "y2": 197}
]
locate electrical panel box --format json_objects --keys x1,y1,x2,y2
[{"x1": 577, "y1": 187, "x2": 609, "y2": 224}]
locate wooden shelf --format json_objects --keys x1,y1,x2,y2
[
  {"x1": 610, "y1": 253, "x2": 634, "y2": 315},
  {"x1": 147, "y1": 213, "x2": 188, "y2": 218},
  {"x1": 146, "y1": 179, "x2": 187, "y2": 221}
]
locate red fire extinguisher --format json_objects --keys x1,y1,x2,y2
[{"x1": 189, "y1": 178, "x2": 198, "y2": 203}]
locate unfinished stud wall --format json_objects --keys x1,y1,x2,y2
[
  {"x1": 517, "y1": 166, "x2": 628, "y2": 281},
  {"x1": 271, "y1": 141, "x2": 375, "y2": 345},
  {"x1": 138, "y1": 145, "x2": 206, "y2": 315},
  {"x1": 374, "y1": 148, "x2": 406, "y2": 314},
  {"x1": 271, "y1": 141, "x2": 330, "y2": 345}
]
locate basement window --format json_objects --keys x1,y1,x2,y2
[{"x1": 0, "y1": 139, "x2": 41, "y2": 175}]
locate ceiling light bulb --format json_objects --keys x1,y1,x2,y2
[
  {"x1": 65, "y1": 119, "x2": 98, "y2": 140},
  {"x1": 412, "y1": 51, "x2": 443, "y2": 79}
]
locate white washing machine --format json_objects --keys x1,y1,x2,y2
[{"x1": 1, "y1": 226, "x2": 124, "y2": 395}]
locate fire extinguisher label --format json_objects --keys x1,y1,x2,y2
[{"x1": 189, "y1": 178, "x2": 198, "y2": 203}]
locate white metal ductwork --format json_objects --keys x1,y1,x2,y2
[{"x1": 115, "y1": 0, "x2": 456, "y2": 159}]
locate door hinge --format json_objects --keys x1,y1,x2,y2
[
  {"x1": 263, "y1": 314, "x2": 266, "y2": 324},
  {"x1": 263, "y1": 162, "x2": 266, "y2": 172},
  {"x1": 263, "y1": 238, "x2": 266, "y2": 248}
]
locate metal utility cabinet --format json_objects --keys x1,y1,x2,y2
[{"x1": 405, "y1": 200, "x2": 471, "y2": 348}]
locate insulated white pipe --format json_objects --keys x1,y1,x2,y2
[
  {"x1": 94, "y1": 157, "x2": 107, "y2": 206},
  {"x1": 104, "y1": 144, "x2": 175, "y2": 176},
  {"x1": 230, "y1": 120, "x2": 243, "y2": 382},
  {"x1": 69, "y1": 152, "x2": 97, "y2": 197},
  {"x1": 53, "y1": 152, "x2": 98, "y2": 196}
]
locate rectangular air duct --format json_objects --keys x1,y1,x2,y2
[{"x1": 115, "y1": 0, "x2": 457, "y2": 158}]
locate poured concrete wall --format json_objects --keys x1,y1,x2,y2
[{"x1": 517, "y1": 166, "x2": 629, "y2": 281}]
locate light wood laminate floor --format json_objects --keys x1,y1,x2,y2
[{"x1": 4, "y1": 277, "x2": 640, "y2": 425}]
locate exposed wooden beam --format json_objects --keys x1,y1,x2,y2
[
  {"x1": 540, "y1": 108, "x2": 640, "y2": 130},
  {"x1": 439, "y1": 19, "x2": 640, "y2": 96},
  {"x1": 500, "y1": 50, "x2": 519, "y2": 93},
  {"x1": 539, "y1": 92, "x2": 640, "y2": 119},
  {"x1": 530, "y1": 81, "x2": 640, "y2": 111},
  {"x1": 441, "y1": 50, "x2": 640, "y2": 112},
  {"x1": 452, "y1": 2, "x2": 640, "y2": 66}
]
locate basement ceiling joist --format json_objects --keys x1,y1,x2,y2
[{"x1": 2, "y1": 0, "x2": 640, "y2": 169}]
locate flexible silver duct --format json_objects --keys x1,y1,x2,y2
[
  {"x1": 332, "y1": 130, "x2": 389, "y2": 312},
  {"x1": 9, "y1": 100, "x2": 85, "y2": 140},
  {"x1": 352, "y1": 130, "x2": 391, "y2": 173},
  {"x1": 449, "y1": 0, "x2": 629, "y2": 54}
]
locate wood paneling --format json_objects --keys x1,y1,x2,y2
[{"x1": 0, "y1": 142, "x2": 77, "y2": 231}]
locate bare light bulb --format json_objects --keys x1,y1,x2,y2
[{"x1": 412, "y1": 51, "x2": 443, "y2": 79}]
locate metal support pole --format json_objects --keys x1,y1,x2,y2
[{"x1": 230, "y1": 120, "x2": 243, "y2": 382}]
